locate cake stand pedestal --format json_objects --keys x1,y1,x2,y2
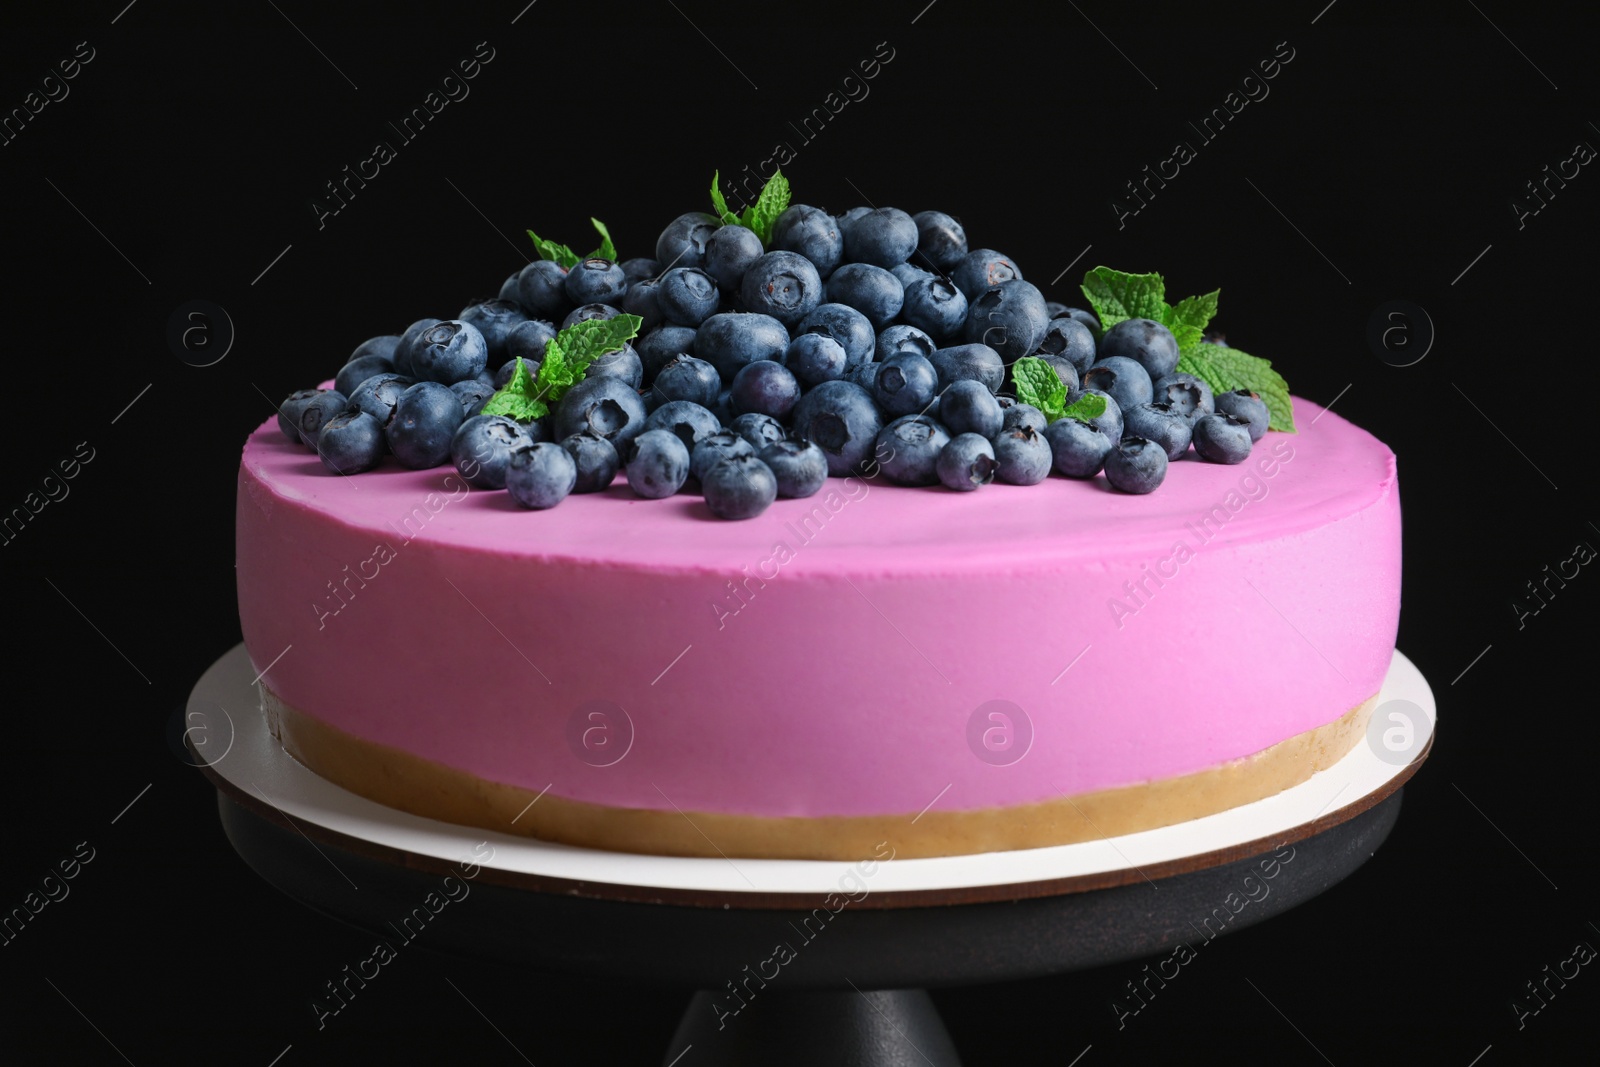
[{"x1": 189, "y1": 646, "x2": 1434, "y2": 1066}]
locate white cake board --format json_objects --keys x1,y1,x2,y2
[{"x1": 190, "y1": 644, "x2": 1433, "y2": 901}]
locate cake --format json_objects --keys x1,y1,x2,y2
[
  {"x1": 236, "y1": 175, "x2": 1401, "y2": 860},
  {"x1": 237, "y1": 398, "x2": 1398, "y2": 861}
]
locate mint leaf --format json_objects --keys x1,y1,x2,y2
[
  {"x1": 1177, "y1": 343, "x2": 1296, "y2": 433},
  {"x1": 527, "y1": 229, "x2": 580, "y2": 269},
  {"x1": 1079, "y1": 267, "x2": 1168, "y2": 332},
  {"x1": 740, "y1": 170, "x2": 791, "y2": 245},
  {"x1": 1060, "y1": 391, "x2": 1108, "y2": 423},
  {"x1": 587, "y1": 218, "x2": 616, "y2": 261},
  {"x1": 709, "y1": 171, "x2": 741, "y2": 228},
  {"x1": 1163, "y1": 289, "x2": 1219, "y2": 355},
  {"x1": 532, "y1": 313, "x2": 645, "y2": 410},
  {"x1": 480, "y1": 356, "x2": 549, "y2": 422},
  {"x1": 556, "y1": 313, "x2": 643, "y2": 369},
  {"x1": 1012, "y1": 356, "x2": 1067, "y2": 420}
]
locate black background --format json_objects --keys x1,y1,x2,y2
[{"x1": 2, "y1": 0, "x2": 1596, "y2": 1062}]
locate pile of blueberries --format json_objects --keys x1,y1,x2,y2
[{"x1": 278, "y1": 201, "x2": 1271, "y2": 518}]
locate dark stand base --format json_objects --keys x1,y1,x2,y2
[
  {"x1": 216, "y1": 788, "x2": 1403, "y2": 1066},
  {"x1": 669, "y1": 989, "x2": 959, "y2": 1066}
]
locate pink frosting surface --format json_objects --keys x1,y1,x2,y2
[{"x1": 236, "y1": 398, "x2": 1401, "y2": 818}]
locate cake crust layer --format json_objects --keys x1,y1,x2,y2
[{"x1": 268, "y1": 689, "x2": 1378, "y2": 860}]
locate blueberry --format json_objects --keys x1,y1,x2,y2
[
  {"x1": 412, "y1": 320, "x2": 489, "y2": 385},
  {"x1": 1083, "y1": 356, "x2": 1153, "y2": 414},
  {"x1": 498, "y1": 270, "x2": 523, "y2": 306},
  {"x1": 386, "y1": 381, "x2": 465, "y2": 468},
  {"x1": 451, "y1": 414, "x2": 533, "y2": 489},
  {"x1": 505, "y1": 442, "x2": 577, "y2": 509},
  {"x1": 644, "y1": 400, "x2": 722, "y2": 452},
  {"x1": 873, "y1": 352, "x2": 941, "y2": 417},
  {"x1": 458, "y1": 299, "x2": 528, "y2": 361},
  {"x1": 1192, "y1": 412, "x2": 1255, "y2": 463},
  {"x1": 1152, "y1": 373, "x2": 1215, "y2": 423},
  {"x1": 823, "y1": 263, "x2": 903, "y2": 330},
  {"x1": 938, "y1": 379, "x2": 1004, "y2": 438},
  {"x1": 691, "y1": 429, "x2": 756, "y2": 482},
  {"x1": 740, "y1": 251, "x2": 823, "y2": 328},
  {"x1": 847, "y1": 360, "x2": 880, "y2": 389},
  {"x1": 772, "y1": 204, "x2": 844, "y2": 277},
  {"x1": 911, "y1": 210, "x2": 968, "y2": 272},
  {"x1": 703, "y1": 224, "x2": 764, "y2": 293},
  {"x1": 297, "y1": 389, "x2": 349, "y2": 448},
  {"x1": 315, "y1": 411, "x2": 384, "y2": 474},
  {"x1": 951, "y1": 248, "x2": 1022, "y2": 301},
  {"x1": 657, "y1": 267, "x2": 721, "y2": 327},
  {"x1": 901, "y1": 277, "x2": 969, "y2": 341},
  {"x1": 842, "y1": 207, "x2": 918, "y2": 268},
  {"x1": 936, "y1": 433, "x2": 997, "y2": 491},
  {"x1": 1002, "y1": 402, "x2": 1048, "y2": 434},
  {"x1": 347, "y1": 374, "x2": 412, "y2": 428},
  {"x1": 564, "y1": 258, "x2": 627, "y2": 307},
  {"x1": 964, "y1": 279, "x2": 1049, "y2": 363},
  {"x1": 585, "y1": 344, "x2": 644, "y2": 390},
  {"x1": 875, "y1": 324, "x2": 936, "y2": 362},
  {"x1": 1067, "y1": 388, "x2": 1124, "y2": 441},
  {"x1": 789, "y1": 379, "x2": 884, "y2": 476},
  {"x1": 1213, "y1": 389, "x2": 1269, "y2": 442},
  {"x1": 656, "y1": 212, "x2": 720, "y2": 270},
  {"x1": 694, "y1": 312, "x2": 789, "y2": 382},
  {"x1": 622, "y1": 428, "x2": 691, "y2": 498},
  {"x1": 517, "y1": 260, "x2": 571, "y2": 320},
  {"x1": 620, "y1": 257, "x2": 660, "y2": 283},
  {"x1": 784, "y1": 333, "x2": 848, "y2": 387},
  {"x1": 835, "y1": 205, "x2": 873, "y2": 234},
  {"x1": 930, "y1": 343, "x2": 1005, "y2": 393},
  {"x1": 504, "y1": 319, "x2": 558, "y2": 370},
  {"x1": 729, "y1": 360, "x2": 801, "y2": 420},
  {"x1": 1036, "y1": 316, "x2": 1097, "y2": 377},
  {"x1": 1104, "y1": 436, "x2": 1169, "y2": 493},
  {"x1": 562, "y1": 303, "x2": 620, "y2": 330},
  {"x1": 874, "y1": 415, "x2": 951, "y2": 486},
  {"x1": 278, "y1": 388, "x2": 325, "y2": 443},
  {"x1": 651, "y1": 354, "x2": 721, "y2": 409},
  {"x1": 731, "y1": 412, "x2": 787, "y2": 451},
  {"x1": 798, "y1": 303, "x2": 875, "y2": 367},
  {"x1": 335, "y1": 345, "x2": 397, "y2": 396},
  {"x1": 550, "y1": 375, "x2": 648, "y2": 448},
  {"x1": 394, "y1": 317, "x2": 442, "y2": 377},
  {"x1": 892, "y1": 262, "x2": 936, "y2": 289},
  {"x1": 758, "y1": 439, "x2": 828, "y2": 498},
  {"x1": 1099, "y1": 318, "x2": 1179, "y2": 382},
  {"x1": 991, "y1": 425, "x2": 1052, "y2": 485},
  {"x1": 637, "y1": 325, "x2": 700, "y2": 383},
  {"x1": 701, "y1": 454, "x2": 779, "y2": 520},
  {"x1": 1043, "y1": 417, "x2": 1112, "y2": 478},
  {"x1": 1123, "y1": 402, "x2": 1194, "y2": 461},
  {"x1": 560, "y1": 431, "x2": 621, "y2": 493},
  {"x1": 450, "y1": 378, "x2": 496, "y2": 418},
  {"x1": 710, "y1": 388, "x2": 734, "y2": 426},
  {"x1": 619, "y1": 276, "x2": 665, "y2": 331},
  {"x1": 1059, "y1": 306, "x2": 1101, "y2": 338}
]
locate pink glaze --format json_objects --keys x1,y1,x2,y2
[{"x1": 236, "y1": 399, "x2": 1400, "y2": 818}]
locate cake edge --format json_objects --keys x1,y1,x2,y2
[{"x1": 265, "y1": 690, "x2": 1379, "y2": 861}]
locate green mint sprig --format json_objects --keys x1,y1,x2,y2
[
  {"x1": 1077, "y1": 266, "x2": 1295, "y2": 432},
  {"x1": 1012, "y1": 356, "x2": 1108, "y2": 424},
  {"x1": 481, "y1": 313, "x2": 643, "y2": 421},
  {"x1": 710, "y1": 170, "x2": 792, "y2": 245},
  {"x1": 527, "y1": 218, "x2": 617, "y2": 269},
  {"x1": 1177, "y1": 343, "x2": 1293, "y2": 433}
]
